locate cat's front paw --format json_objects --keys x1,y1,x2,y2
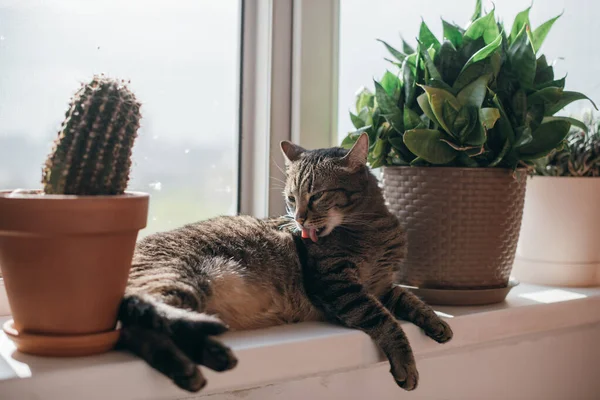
[
  {"x1": 426, "y1": 319, "x2": 453, "y2": 344},
  {"x1": 391, "y1": 360, "x2": 419, "y2": 391}
]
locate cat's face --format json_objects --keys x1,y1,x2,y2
[{"x1": 280, "y1": 133, "x2": 369, "y2": 242}]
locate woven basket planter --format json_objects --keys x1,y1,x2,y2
[{"x1": 382, "y1": 167, "x2": 528, "y2": 291}]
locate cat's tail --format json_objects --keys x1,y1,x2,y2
[{"x1": 117, "y1": 293, "x2": 238, "y2": 392}]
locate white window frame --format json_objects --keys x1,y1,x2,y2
[{"x1": 238, "y1": 0, "x2": 340, "y2": 218}]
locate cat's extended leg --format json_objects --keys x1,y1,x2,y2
[
  {"x1": 303, "y1": 260, "x2": 419, "y2": 391},
  {"x1": 381, "y1": 286, "x2": 453, "y2": 344},
  {"x1": 118, "y1": 291, "x2": 237, "y2": 392}
]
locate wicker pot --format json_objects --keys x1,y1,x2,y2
[{"x1": 382, "y1": 167, "x2": 527, "y2": 291}]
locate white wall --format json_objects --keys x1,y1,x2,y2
[{"x1": 337, "y1": 0, "x2": 600, "y2": 142}]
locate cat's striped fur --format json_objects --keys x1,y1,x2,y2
[{"x1": 118, "y1": 133, "x2": 453, "y2": 392}]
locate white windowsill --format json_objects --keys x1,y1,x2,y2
[{"x1": 0, "y1": 282, "x2": 599, "y2": 400}]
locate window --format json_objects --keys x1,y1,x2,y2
[
  {"x1": 337, "y1": 0, "x2": 600, "y2": 143},
  {"x1": 0, "y1": 0, "x2": 241, "y2": 237}
]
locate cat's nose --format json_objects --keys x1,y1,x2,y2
[{"x1": 295, "y1": 212, "x2": 307, "y2": 225}]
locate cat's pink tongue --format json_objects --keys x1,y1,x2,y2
[{"x1": 301, "y1": 228, "x2": 318, "y2": 243}]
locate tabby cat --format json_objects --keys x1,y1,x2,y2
[{"x1": 118, "y1": 133, "x2": 453, "y2": 392}]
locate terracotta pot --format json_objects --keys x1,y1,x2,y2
[
  {"x1": 382, "y1": 167, "x2": 527, "y2": 303},
  {"x1": 0, "y1": 190, "x2": 148, "y2": 354},
  {"x1": 513, "y1": 176, "x2": 600, "y2": 286}
]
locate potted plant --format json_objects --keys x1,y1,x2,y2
[
  {"x1": 513, "y1": 111, "x2": 600, "y2": 286},
  {"x1": 0, "y1": 75, "x2": 149, "y2": 356},
  {"x1": 342, "y1": 1, "x2": 596, "y2": 305}
]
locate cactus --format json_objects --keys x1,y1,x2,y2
[{"x1": 42, "y1": 75, "x2": 142, "y2": 195}]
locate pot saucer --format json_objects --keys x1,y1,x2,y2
[
  {"x1": 2, "y1": 319, "x2": 120, "y2": 357},
  {"x1": 399, "y1": 278, "x2": 520, "y2": 306}
]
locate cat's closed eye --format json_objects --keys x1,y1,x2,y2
[{"x1": 287, "y1": 195, "x2": 296, "y2": 203}]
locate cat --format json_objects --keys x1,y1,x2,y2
[{"x1": 118, "y1": 133, "x2": 453, "y2": 392}]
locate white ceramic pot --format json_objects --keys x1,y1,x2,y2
[{"x1": 513, "y1": 176, "x2": 600, "y2": 287}]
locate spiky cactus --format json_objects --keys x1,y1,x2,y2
[{"x1": 42, "y1": 75, "x2": 142, "y2": 195}]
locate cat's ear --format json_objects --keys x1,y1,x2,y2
[
  {"x1": 341, "y1": 133, "x2": 369, "y2": 172},
  {"x1": 280, "y1": 141, "x2": 306, "y2": 164}
]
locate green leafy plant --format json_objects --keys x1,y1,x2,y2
[
  {"x1": 42, "y1": 75, "x2": 142, "y2": 195},
  {"x1": 343, "y1": 0, "x2": 597, "y2": 168},
  {"x1": 534, "y1": 110, "x2": 600, "y2": 177}
]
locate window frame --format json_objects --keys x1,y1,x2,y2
[{"x1": 238, "y1": 0, "x2": 340, "y2": 218}]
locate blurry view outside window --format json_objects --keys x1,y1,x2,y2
[{"x1": 0, "y1": 0, "x2": 241, "y2": 238}]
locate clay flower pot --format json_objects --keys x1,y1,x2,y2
[{"x1": 0, "y1": 190, "x2": 148, "y2": 356}]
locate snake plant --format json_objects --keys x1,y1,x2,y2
[{"x1": 343, "y1": 0, "x2": 597, "y2": 169}]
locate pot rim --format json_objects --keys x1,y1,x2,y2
[
  {"x1": 382, "y1": 166, "x2": 529, "y2": 172},
  {"x1": 528, "y1": 175, "x2": 600, "y2": 181},
  {"x1": 0, "y1": 189, "x2": 149, "y2": 201}
]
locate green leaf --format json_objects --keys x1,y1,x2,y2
[
  {"x1": 374, "y1": 80, "x2": 399, "y2": 115},
  {"x1": 488, "y1": 138, "x2": 511, "y2": 167},
  {"x1": 453, "y1": 106, "x2": 473, "y2": 141},
  {"x1": 509, "y1": 6, "x2": 531, "y2": 44},
  {"x1": 457, "y1": 74, "x2": 489, "y2": 108},
  {"x1": 456, "y1": 152, "x2": 480, "y2": 167},
  {"x1": 384, "y1": 110, "x2": 405, "y2": 134},
  {"x1": 355, "y1": 88, "x2": 374, "y2": 112},
  {"x1": 436, "y1": 41, "x2": 462, "y2": 85},
  {"x1": 402, "y1": 59, "x2": 416, "y2": 108},
  {"x1": 462, "y1": 32, "x2": 502, "y2": 71},
  {"x1": 532, "y1": 12, "x2": 562, "y2": 53},
  {"x1": 465, "y1": 8, "x2": 499, "y2": 44},
  {"x1": 401, "y1": 37, "x2": 415, "y2": 54},
  {"x1": 492, "y1": 93, "x2": 516, "y2": 144},
  {"x1": 546, "y1": 91, "x2": 598, "y2": 115},
  {"x1": 410, "y1": 156, "x2": 428, "y2": 166},
  {"x1": 465, "y1": 122, "x2": 486, "y2": 146},
  {"x1": 453, "y1": 61, "x2": 494, "y2": 92},
  {"x1": 372, "y1": 138, "x2": 387, "y2": 159},
  {"x1": 419, "y1": 20, "x2": 441, "y2": 52},
  {"x1": 420, "y1": 85, "x2": 461, "y2": 134},
  {"x1": 404, "y1": 108, "x2": 422, "y2": 130},
  {"x1": 403, "y1": 129, "x2": 458, "y2": 164},
  {"x1": 542, "y1": 116, "x2": 588, "y2": 133},
  {"x1": 357, "y1": 106, "x2": 372, "y2": 127},
  {"x1": 507, "y1": 24, "x2": 536, "y2": 85},
  {"x1": 518, "y1": 119, "x2": 571, "y2": 159},
  {"x1": 350, "y1": 111, "x2": 365, "y2": 129},
  {"x1": 443, "y1": 101, "x2": 459, "y2": 131},
  {"x1": 479, "y1": 107, "x2": 501, "y2": 129},
  {"x1": 388, "y1": 137, "x2": 416, "y2": 162},
  {"x1": 527, "y1": 86, "x2": 563, "y2": 107},
  {"x1": 417, "y1": 93, "x2": 441, "y2": 126},
  {"x1": 442, "y1": 19, "x2": 463, "y2": 48},
  {"x1": 380, "y1": 71, "x2": 400, "y2": 97},
  {"x1": 377, "y1": 39, "x2": 406, "y2": 62},
  {"x1": 417, "y1": 41, "x2": 442, "y2": 81},
  {"x1": 536, "y1": 76, "x2": 566, "y2": 90},
  {"x1": 439, "y1": 138, "x2": 480, "y2": 151},
  {"x1": 514, "y1": 127, "x2": 533, "y2": 148},
  {"x1": 471, "y1": 0, "x2": 482, "y2": 22},
  {"x1": 341, "y1": 126, "x2": 370, "y2": 149}
]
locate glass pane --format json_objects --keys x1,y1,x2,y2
[
  {"x1": 337, "y1": 0, "x2": 599, "y2": 143},
  {"x1": 0, "y1": 0, "x2": 241, "y2": 237}
]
